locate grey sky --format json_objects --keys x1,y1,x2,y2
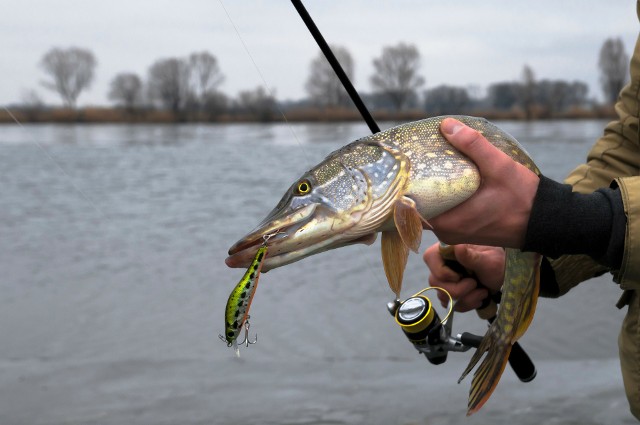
[{"x1": 1, "y1": 1, "x2": 637, "y2": 107}]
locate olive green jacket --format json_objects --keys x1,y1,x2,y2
[{"x1": 548, "y1": 2, "x2": 640, "y2": 295}]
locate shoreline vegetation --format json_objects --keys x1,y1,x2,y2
[
  {"x1": 0, "y1": 105, "x2": 617, "y2": 125},
  {"x1": 13, "y1": 38, "x2": 628, "y2": 126},
  {"x1": 13, "y1": 40, "x2": 627, "y2": 126}
]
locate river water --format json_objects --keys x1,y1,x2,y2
[{"x1": 0, "y1": 120, "x2": 635, "y2": 424}]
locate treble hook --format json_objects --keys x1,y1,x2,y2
[{"x1": 236, "y1": 316, "x2": 258, "y2": 347}]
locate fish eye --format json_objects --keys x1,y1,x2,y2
[{"x1": 294, "y1": 180, "x2": 311, "y2": 196}]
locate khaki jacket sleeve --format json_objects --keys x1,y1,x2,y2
[
  {"x1": 548, "y1": 15, "x2": 640, "y2": 296},
  {"x1": 614, "y1": 176, "x2": 640, "y2": 289}
]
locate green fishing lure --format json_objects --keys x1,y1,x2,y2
[{"x1": 220, "y1": 245, "x2": 267, "y2": 355}]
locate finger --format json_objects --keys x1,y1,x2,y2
[
  {"x1": 454, "y1": 244, "x2": 506, "y2": 293},
  {"x1": 437, "y1": 291, "x2": 449, "y2": 308},
  {"x1": 454, "y1": 288, "x2": 489, "y2": 312},
  {"x1": 440, "y1": 118, "x2": 510, "y2": 174},
  {"x1": 428, "y1": 276, "x2": 477, "y2": 301},
  {"x1": 423, "y1": 243, "x2": 460, "y2": 281}
]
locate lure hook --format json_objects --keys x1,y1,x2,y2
[
  {"x1": 236, "y1": 316, "x2": 258, "y2": 347},
  {"x1": 262, "y1": 229, "x2": 285, "y2": 245}
]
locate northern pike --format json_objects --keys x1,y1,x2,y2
[{"x1": 226, "y1": 115, "x2": 541, "y2": 415}]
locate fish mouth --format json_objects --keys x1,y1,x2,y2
[
  {"x1": 225, "y1": 232, "x2": 377, "y2": 271},
  {"x1": 225, "y1": 204, "x2": 377, "y2": 271},
  {"x1": 225, "y1": 203, "x2": 316, "y2": 270}
]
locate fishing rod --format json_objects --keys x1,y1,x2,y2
[
  {"x1": 290, "y1": 0, "x2": 379, "y2": 134},
  {"x1": 291, "y1": 0, "x2": 536, "y2": 382}
]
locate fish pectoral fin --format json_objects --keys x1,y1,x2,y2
[
  {"x1": 393, "y1": 196, "x2": 428, "y2": 253},
  {"x1": 381, "y1": 230, "x2": 410, "y2": 297}
]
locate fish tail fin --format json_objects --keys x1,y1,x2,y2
[
  {"x1": 457, "y1": 330, "x2": 490, "y2": 385},
  {"x1": 460, "y1": 325, "x2": 512, "y2": 416},
  {"x1": 512, "y1": 253, "x2": 541, "y2": 340},
  {"x1": 461, "y1": 250, "x2": 542, "y2": 416}
]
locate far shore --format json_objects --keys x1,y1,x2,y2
[{"x1": 0, "y1": 105, "x2": 617, "y2": 125}]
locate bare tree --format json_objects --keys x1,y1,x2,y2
[
  {"x1": 519, "y1": 64, "x2": 536, "y2": 120},
  {"x1": 370, "y1": 42, "x2": 425, "y2": 111},
  {"x1": 20, "y1": 89, "x2": 44, "y2": 109},
  {"x1": 188, "y1": 51, "x2": 224, "y2": 108},
  {"x1": 19, "y1": 89, "x2": 45, "y2": 121},
  {"x1": 108, "y1": 72, "x2": 142, "y2": 113},
  {"x1": 305, "y1": 45, "x2": 354, "y2": 107},
  {"x1": 566, "y1": 81, "x2": 590, "y2": 109},
  {"x1": 147, "y1": 57, "x2": 190, "y2": 113},
  {"x1": 599, "y1": 37, "x2": 629, "y2": 104},
  {"x1": 40, "y1": 47, "x2": 96, "y2": 108},
  {"x1": 488, "y1": 82, "x2": 520, "y2": 110},
  {"x1": 202, "y1": 91, "x2": 228, "y2": 119},
  {"x1": 536, "y1": 80, "x2": 589, "y2": 116},
  {"x1": 424, "y1": 85, "x2": 470, "y2": 116},
  {"x1": 237, "y1": 87, "x2": 276, "y2": 121}
]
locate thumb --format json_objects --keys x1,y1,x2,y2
[{"x1": 440, "y1": 118, "x2": 506, "y2": 172}]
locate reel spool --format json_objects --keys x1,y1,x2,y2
[{"x1": 389, "y1": 287, "x2": 454, "y2": 365}]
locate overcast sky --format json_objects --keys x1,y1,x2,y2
[{"x1": 1, "y1": 1, "x2": 638, "y2": 107}]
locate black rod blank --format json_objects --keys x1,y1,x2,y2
[{"x1": 291, "y1": 0, "x2": 380, "y2": 134}]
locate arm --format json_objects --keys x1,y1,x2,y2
[
  {"x1": 548, "y1": 27, "x2": 640, "y2": 293},
  {"x1": 427, "y1": 119, "x2": 628, "y2": 301},
  {"x1": 430, "y1": 118, "x2": 625, "y2": 269},
  {"x1": 426, "y1": 0, "x2": 640, "y2": 307}
]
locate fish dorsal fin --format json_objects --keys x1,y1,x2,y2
[
  {"x1": 393, "y1": 196, "x2": 429, "y2": 253},
  {"x1": 381, "y1": 230, "x2": 409, "y2": 298}
]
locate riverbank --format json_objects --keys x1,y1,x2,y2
[{"x1": 0, "y1": 105, "x2": 617, "y2": 124}]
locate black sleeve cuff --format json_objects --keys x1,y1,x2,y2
[
  {"x1": 538, "y1": 256, "x2": 560, "y2": 298},
  {"x1": 522, "y1": 175, "x2": 625, "y2": 270}
]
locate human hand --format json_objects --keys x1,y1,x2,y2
[
  {"x1": 423, "y1": 242, "x2": 505, "y2": 312},
  {"x1": 429, "y1": 118, "x2": 540, "y2": 249}
]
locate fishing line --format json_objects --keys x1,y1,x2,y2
[
  {"x1": 217, "y1": 0, "x2": 311, "y2": 166},
  {"x1": 218, "y1": 1, "x2": 389, "y2": 294}
]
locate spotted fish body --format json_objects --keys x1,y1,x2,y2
[
  {"x1": 223, "y1": 246, "x2": 267, "y2": 352},
  {"x1": 362, "y1": 116, "x2": 539, "y2": 220},
  {"x1": 226, "y1": 115, "x2": 542, "y2": 414}
]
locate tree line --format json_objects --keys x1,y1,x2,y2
[{"x1": 12, "y1": 37, "x2": 630, "y2": 122}]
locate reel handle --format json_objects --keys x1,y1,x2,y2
[{"x1": 459, "y1": 332, "x2": 483, "y2": 348}]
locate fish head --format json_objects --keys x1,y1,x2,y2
[{"x1": 226, "y1": 140, "x2": 407, "y2": 270}]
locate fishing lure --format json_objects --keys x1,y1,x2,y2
[{"x1": 219, "y1": 243, "x2": 268, "y2": 356}]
